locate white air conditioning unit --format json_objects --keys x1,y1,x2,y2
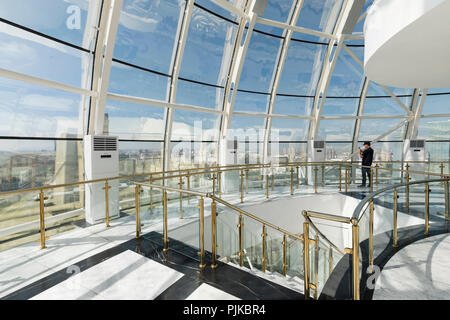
[
  {"x1": 308, "y1": 140, "x2": 326, "y2": 162},
  {"x1": 403, "y1": 139, "x2": 426, "y2": 177},
  {"x1": 84, "y1": 135, "x2": 120, "y2": 224},
  {"x1": 225, "y1": 139, "x2": 239, "y2": 165}
]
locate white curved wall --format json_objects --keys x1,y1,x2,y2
[{"x1": 364, "y1": 0, "x2": 450, "y2": 88}]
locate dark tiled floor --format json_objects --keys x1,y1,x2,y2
[{"x1": 2, "y1": 231, "x2": 303, "y2": 300}]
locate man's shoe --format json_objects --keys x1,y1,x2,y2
[{"x1": 357, "y1": 185, "x2": 365, "y2": 188}]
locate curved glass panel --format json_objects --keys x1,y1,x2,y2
[
  {"x1": 108, "y1": 61, "x2": 168, "y2": 101},
  {"x1": 257, "y1": 0, "x2": 293, "y2": 36},
  {"x1": 114, "y1": 0, "x2": 184, "y2": 74},
  {"x1": 359, "y1": 119, "x2": 406, "y2": 141},
  {"x1": 0, "y1": 22, "x2": 91, "y2": 88},
  {"x1": 233, "y1": 91, "x2": 269, "y2": 113},
  {"x1": 363, "y1": 97, "x2": 410, "y2": 116},
  {"x1": 273, "y1": 95, "x2": 313, "y2": 115},
  {"x1": 239, "y1": 31, "x2": 281, "y2": 92},
  {"x1": 229, "y1": 116, "x2": 265, "y2": 141},
  {"x1": 171, "y1": 109, "x2": 220, "y2": 141},
  {"x1": 327, "y1": 46, "x2": 364, "y2": 97},
  {"x1": 270, "y1": 118, "x2": 309, "y2": 141},
  {"x1": 277, "y1": 38, "x2": 326, "y2": 96},
  {"x1": 417, "y1": 117, "x2": 450, "y2": 140},
  {"x1": 0, "y1": 77, "x2": 83, "y2": 138},
  {"x1": 421, "y1": 93, "x2": 450, "y2": 115},
  {"x1": 317, "y1": 119, "x2": 355, "y2": 141},
  {"x1": 180, "y1": 5, "x2": 237, "y2": 86},
  {"x1": 322, "y1": 97, "x2": 359, "y2": 116},
  {"x1": 0, "y1": 0, "x2": 100, "y2": 49},
  {"x1": 105, "y1": 100, "x2": 165, "y2": 140},
  {"x1": 177, "y1": 80, "x2": 223, "y2": 110},
  {"x1": 296, "y1": 0, "x2": 343, "y2": 42}
]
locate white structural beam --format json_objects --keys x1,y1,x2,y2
[
  {"x1": 342, "y1": 44, "x2": 412, "y2": 115},
  {"x1": 351, "y1": 78, "x2": 369, "y2": 159},
  {"x1": 345, "y1": 119, "x2": 410, "y2": 161},
  {"x1": 256, "y1": 16, "x2": 335, "y2": 40},
  {"x1": 219, "y1": 1, "x2": 258, "y2": 141},
  {"x1": 308, "y1": 0, "x2": 352, "y2": 141},
  {"x1": 163, "y1": 0, "x2": 195, "y2": 172},
  {"x1": 262, "y1": 0, "x2": 304, "y2": 164},
  {"x1": 210, "y1": 0, "x2": 250, "y2": 20},
  {"x1": 0, "y1": 67, "x2": 96, "y2": 97},
  {"x1": 88, "y1": 0, "x2": 123, "y2": 135},
  {"x1": 107, "y1": 93, "x2": 222, "y2": 115},
  {"x1": 406, "y1": 89, "x2": 428, "y2": 139}
]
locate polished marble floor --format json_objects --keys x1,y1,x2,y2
[
  {"x1": 0, "y1": 181, "x2": 445, "y2": 300},
  {"x1": 373, "y1": 233, "x2": 450, "y2": 300}
]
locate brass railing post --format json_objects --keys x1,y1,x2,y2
[
  {"x1": 262, "y1": 225, "x2": 267, "y2": 272},
  {"x1": 163, "y1": 191, "x2": 169, "y2": 252},
  {"x1": 314, "y1": 166, "x2": 318, "y2": 193},
  {"x1": 313, "y1": 234, "x2": 319, "y2": 300},
  {"x1": 212, "y1": 173, "x2": 216, "y2": 195},
  {"x1": 135, "y1": 185, "x2": 141, "y2": 238},
  {"x1": 282, "y1": 234, "x2": 288, "y2": 276},
  {"x1": 339, "y1": 165, "x2": 342, "y2": 192},
  {"x1": 352, "y1": 219, "x2": 360, "y2": 300},
  {"x1": 178, "y1": 176, "x2": 184, "y2": 218},
  {"x1": 375, "y1": 164, "x2": 379, "y2": 186},
  {"x1": 303, "y1": 214, "x2": 310, "y2": 299},
  {"x1": 271, "y1": 169, "x2": 274, "y2": 191},
  {"x1": 290, "y1": 166, "x2": 294, "y2": 195},
  {"x1": 321, "y1": 165, "x2": 325, "y2": 187},
  {"x1": 266, "y1": 173, "x2": 269, "y2": 199},
  {"x1": 296, "y1": 166, "x2": 300, "y2": 188},
  {"x1": 238, "y1": 215, "x2": 244, "y2": 267},
  {"x1": 369, "y1": 199, "x2": 374, "y2": 269},
  {"x1": 38, "y1": 189, "x2": 47, "y2": 249},
  {"x1": 198, "y1": 197, "x2": 206, "y2": 268},
  {"x1": 240, "y1": 170, "x2": 244, "y2": 203},
  {"x1": 345, "y1": 166, "x2": 349, "y2": 193},
  {"x1": 370, "y1": 167, "x2": 374, "y2": 193},
  {"x1": 103, "y1": 180, "x2": 111, "y2": 228},
  {"x1": 425, "y1": 183, "x2": 430, "y2": 236},
  {"x1": 187, "y1": 170, "x2": 191, "y2": 203},
  {"x1": 328, "y1": 247, "x2": 333, "y2": 276},
  {"x1": 245, "y1": 169, "x2": 249, "y2": 194},
  {"x1": 445, "y1": 178, "x2": 449, "y2": 221},
  {"x1": 405, "y1": 163, "x2": 410, "y2": 209},
  {"x1": 149, "y1": 174, "x2": 153, "y2": 213},
  {"x1": 393, "y1": 188, "x2": 398, "y2": 248},
  {"x1": 211, "y1": 200, "x2": 218, "y2": 269},
  {"x1": 440, "y1": 163, "x2": 445, "y2": 186},
  {"x1": 218, "y1": 171, "x2": 222, "y2": 196}
]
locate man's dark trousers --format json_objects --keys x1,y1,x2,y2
[{"x1": 362, "y1": 167, "x2": 371, "y2": 187}]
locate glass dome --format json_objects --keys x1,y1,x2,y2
[{"x1": 0, "y1": 0, "x2": 448, "y2": 189}]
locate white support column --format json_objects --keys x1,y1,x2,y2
[
  {"x1": 342, "y1": 44, "x2": 413, "y2": 116},
  {"x1": 351, "y1": 78, "x2": 369, "y2": 161},
  {"x1": 406, "y1": 89, "x2": 428, "y2": 140},
  {"x1": 262, "y1": 0, "x2": 304, "y2": 164},
  {"x1": 88, "y1": 0, "x2": 123, "y2": 135},
  {"x1": 308, "y1": 0, "x2": 353, "y2": 141},
  {"x1": 163, "y1": 0, "x2": 195, "y2": 172},
  {"x1": 218, "y1": 0, "x2": 258, "y2": 165}
]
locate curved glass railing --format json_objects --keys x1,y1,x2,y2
[
  {"x1": 303, "y1": 176, "x2": 450, "y2": 300},
  {"x1": 0, "y1": 160, "x2": 448, "y2": 299}
]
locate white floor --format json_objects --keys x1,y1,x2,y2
[
  {"x1": 373, "y1": 233, "x2": 450, "y2": 300},
  {"x1": 186, "y1": 283, "x2": 239, "y2": 300},
  {"x1": 31, "y1": 250, "x2": 183, "y2": 300}
]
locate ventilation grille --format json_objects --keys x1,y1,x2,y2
[
  {"x1": 93, "y1": 136, "x2": 117, "y2": 151},
  {"x1": 314, "y1": 141, "x2": 325, "y2": 149},
  {"x1": 410, "y1": 140, "x2": 425, "y2": 148}
]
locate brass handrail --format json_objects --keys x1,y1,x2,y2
[{"x1": 302, "y1": 176, "x2": 450, "y2": 300}]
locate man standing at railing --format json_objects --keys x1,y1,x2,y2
[{"x1": 358, "y1": 142, "x2": 374, "y2": 188}]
